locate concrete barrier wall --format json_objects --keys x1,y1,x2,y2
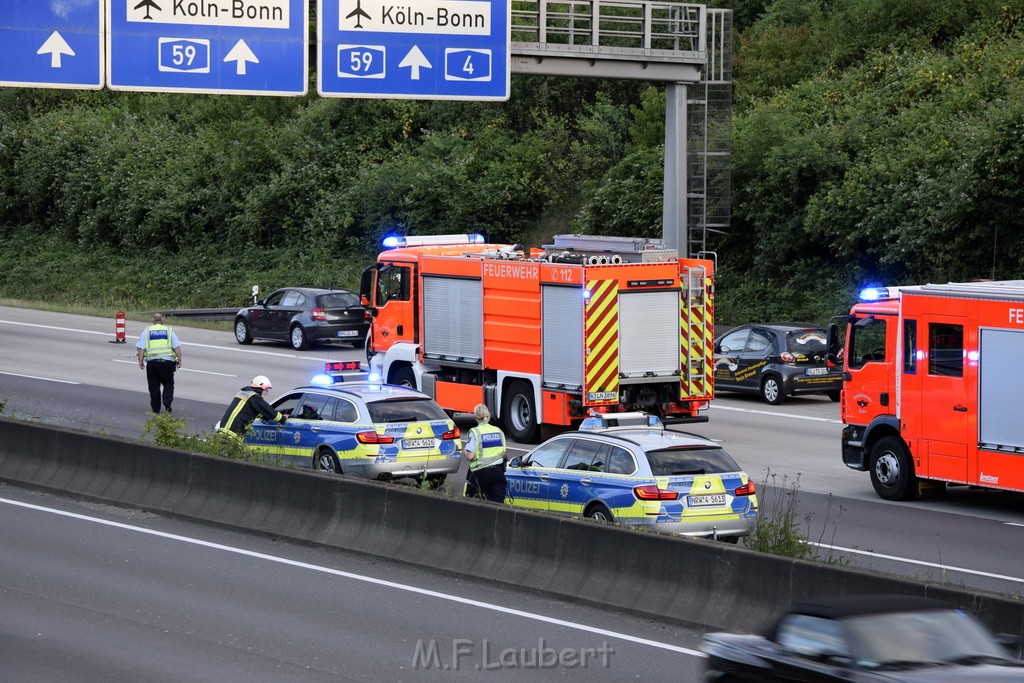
[{"x1": 2, "y1": 417, "x2": 1022, "y2": 639}]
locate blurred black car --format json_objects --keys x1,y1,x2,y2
[
  {"x1": 702, "y1": 594, "x2": 1024, "y2": 682},
  {"x1": 714, "y1": 323, "x2": 842, "y2": 405},
  {"x1": 233, "y1": 287, "x2": 369, "y2": 351}
]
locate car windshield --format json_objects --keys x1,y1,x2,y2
[
  {"x1": 319, "y1": 292, "x2": 360, "y2": 308},
  {"x1": 645, "y1": 447, "x2": 741, "y2": 476},
  {"x1": 366, "y1": 398, "x2": 448, "y2": 423},
  {"x1": 785, "y1": 329, "x2": 827, "y2": 355},
  {"x1": 845, "y1": 609, "x2": 1010, "y2": 668}
]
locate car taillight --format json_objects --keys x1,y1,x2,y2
[
  {"x1": 356, "y1": 431, "x2": 395, "y2": 444},
  {"x1": 442, "y1": 426, "x2": 460, "y2": 440},
  {"x1": 633, "y1": 485, "x2": 680, "y2": 500},
  {"x1": 780, "y1": 352, "x2": 796, "y2": 363},
  {"x1": 312, "y1": 307, "x2": 327, "y2": 321},
  {"x1": 734, "y1": 481, "x2": 756, "y2": 496}
]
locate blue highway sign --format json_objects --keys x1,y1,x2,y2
[
  {"x1": 0, "y1": 2, "x2": 103, "y2": 89},
  {"x1": 318, "y1": 0, "x2": 510, "y2": 100},
  {"x1": 107, "y1": 0, "x2": 308, "y2": 95}
]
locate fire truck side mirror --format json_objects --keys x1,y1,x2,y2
[
  {"x1": 826, "y1": 321, "x2": 842, "y2": 365},
  {"x1": 360, "y1": 295, "x2": 370, "y2": 307}
]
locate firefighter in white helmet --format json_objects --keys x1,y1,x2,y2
[{"x1": 217, "y1": 375, "x2": 286, "y2": 441}]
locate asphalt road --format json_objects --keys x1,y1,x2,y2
[
  {"x1": 0, "y1": 483, "x2": 709, "y2": 682},
  {"x1": 2, "y1": 307, "x2": 1024, "y2": 596}
]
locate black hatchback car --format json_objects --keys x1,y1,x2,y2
[
  {"x1": 233, "y1": 287, "x2": 369, "y2": 351},
  {"x1": 701, "y1": 594, "x2": 1024, "y2": 681},
  {"x1": 713, "y1": 323, "x2": 842, "y2": 404}
]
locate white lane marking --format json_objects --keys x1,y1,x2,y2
[
  {"x1": 809, "y1": 542, "x2": 1024, "y2": 584},
  {"x1": 0, "y1": 371, "x2": 80, "y2": 385},
  {"x1": 110, "y1": 359, "x2": 236, "y2": 377},
  {"x1": 0, "y1": 496, "x2": 704, "y2": 658},
  {"x1": 0, "y1": 319, "x2": 341, "y2": 362},
  {"x1": 711, "y1": 404, "x2": 843, "y2": 424},
  {"x1": 1006, "y1": 523, "x2": 1024, "y2": 528},
  {"x1": 0, "y1": 319, "x2": 113, "y2": 336}
]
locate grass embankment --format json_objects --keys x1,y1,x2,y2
[{"x1": 0, "y1": 229, "x2": 369, "y2": 315}]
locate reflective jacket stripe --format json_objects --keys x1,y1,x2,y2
[{"x1": 469, "y1": 424, "x2": 506, "y2": 471}]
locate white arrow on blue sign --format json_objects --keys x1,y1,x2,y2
[
  {"x1": 0, "y1": 2, "x2": 104, "y2": 89},
  {"x1": 318, "y1": 0, "x2": 510, "y2": 100},
  {"x1": 106, "y1": 0, "x2": 308, "y2": 95}
]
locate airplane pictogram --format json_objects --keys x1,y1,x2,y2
[
  {"x1": 346, "y1": 0, "x2": 371, "y2": 29},
  {"x1": 134, "y1": 0, "x2": 161, "y2": 20}
]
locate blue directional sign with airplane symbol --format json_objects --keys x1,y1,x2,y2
[
  {"x1": 318, "y1": 0, "x2": 510, "y2": 100},
  {"x1": 107, "y1": 0, "x2": 308, "y2": 95},
  {"x1": 0, "y1": 2, "x2": 103, "y2": 89}
]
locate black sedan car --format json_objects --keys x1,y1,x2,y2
[
  {"x1": 702, "y1": 594, "x2": 1024, "y2": 681},
  {"x1": 233, "y1": 287, "x2": 369, "y2": 351},
  {"x1": 714, "y1": 323, "x2": 842, "y2": 404}
]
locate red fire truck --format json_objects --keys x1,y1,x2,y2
[
  {"x1": 359, "y1": 233, "x2": 715, "y2": 442},
  {"x1": 832, "y1": 280, "x2": 1024, "y2": 500}
]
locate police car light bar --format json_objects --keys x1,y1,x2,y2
[
  {"x1": 581, "y1": 412, "x2": 663, "y2": 430},
  {"x1": 382, "y1": 234, "x2": 485, "y2": 249}
]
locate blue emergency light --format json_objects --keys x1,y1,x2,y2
[
  {"x1": 580, "y1": 412, "x2": 662, "y2": 430},
  {"x1": 859, "y1": 286, "x2": 893, "y2": 301},
  {"x1": 309, "y1": 374, "x2": 335, "y2": 386},
  {"x1": 381, "y1": 233, "x2": 486, "y2": 250}
]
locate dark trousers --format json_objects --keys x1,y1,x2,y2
[
  {"x1": 146, "y1": 360, "x2": 176, "y2": 412},
  {"x1": 465, "y1": 464, "x2": 506, "y2": 503}
]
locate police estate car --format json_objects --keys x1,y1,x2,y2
[
  {"x1": 503, "y1": 413, "x2": 758, "y2": 541},
  {"x1": 243, "y1": 365, "x2": 461, "y2": 486}
]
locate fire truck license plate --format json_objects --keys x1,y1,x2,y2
[
  {"x1": 688, "y1": 494, "x2": 727, "y2": 506},
  {"x1": 403, "y1": 438, "x2": 434, "y2": 449},
  {"x1": 805, "y1": 367, "x2": 829, "y2": 376},
  {"x1": 336, "y1": 330, "x2": 358, "y2": 337}
]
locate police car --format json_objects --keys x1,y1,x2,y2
[
  {"x1": 242, "y1": 362, "x2": 462, "y2": 485},
  {"x1": 503, "y1": 413, "x2": 758, "y2": 541}
]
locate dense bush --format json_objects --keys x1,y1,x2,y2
[{"x1": 2, "y1": 1, "x2": 1023, "y2": 324}]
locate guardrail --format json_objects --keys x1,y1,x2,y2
[
  {"x1": 160, "y1": 307, "x2": 238, "y2": 322},
  {"x1": 2, "y1": 417, "x2": 1022, "y2": 641}
]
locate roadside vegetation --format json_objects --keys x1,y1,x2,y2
[
  {"x1": 743, "y1": 470, "x2": 848, "y2": 564},
  {"x1": 2, "y1": 1, "x2": 1022, "y2": 325}
]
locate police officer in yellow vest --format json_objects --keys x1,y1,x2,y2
[
  {"x1": 463, "y1": 404, "x2": 507, "y2": 502},
  {"x1": 136, "y1": 312, "x2": 182, "y2": 413}
]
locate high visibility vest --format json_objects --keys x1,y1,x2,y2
[
  {"x1": 468, "y1": 423, "x2": 506, "y2": 471},
  {"x1": 143, "y1": 324, "x2": 176, "y2": 361}
]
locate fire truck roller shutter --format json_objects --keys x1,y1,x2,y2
[
  {"x1": 542, "y1": 285, "x2": 584, "y2": 388},
  {"x1": 979, "y1": 328, "x2": 1024, "y2": 451},
  {"x1": 619, "y1": 290, "x2": 681, "y2": 377},
  {"x1": 423, "y1": 276, "x2": 483, "y2": 362}
]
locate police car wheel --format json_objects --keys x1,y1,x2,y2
[
  {"x1": 314, "y1": 449, "x2": 340, "y2": 473},
  {"x1": 586, "y1": 503, "x2": 613, "y2": 523}
]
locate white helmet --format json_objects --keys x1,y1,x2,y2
[{"x1": 251, "y1": 375, "x2": 272, "y2": 390}]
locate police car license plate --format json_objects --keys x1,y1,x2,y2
[
  {"x1": 688, "y1": 494, "x2": 727, "y2": 506},
  {"x1": 336, "y1": 330, "x2": 358, "y2": 337},
  {"x1": 403, "y1": 438, "x2": 434, "y2": 449},
  {"x1": 805, "y1": 367, "x2": 829, "y2": 376}
]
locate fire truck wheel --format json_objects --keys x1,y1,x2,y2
[
  {"x1": 503, "y1": 381, "x2": 540, "y2": 443},
  {"x1": 869, "y1": 436, "x2": 917, "y2": 501},
  {"x1": 760, "y1": 375, "x2": 785, "y2": 405},
  {"x1": 392, "y1": 365, "x2": 417, "y2": 389}
]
